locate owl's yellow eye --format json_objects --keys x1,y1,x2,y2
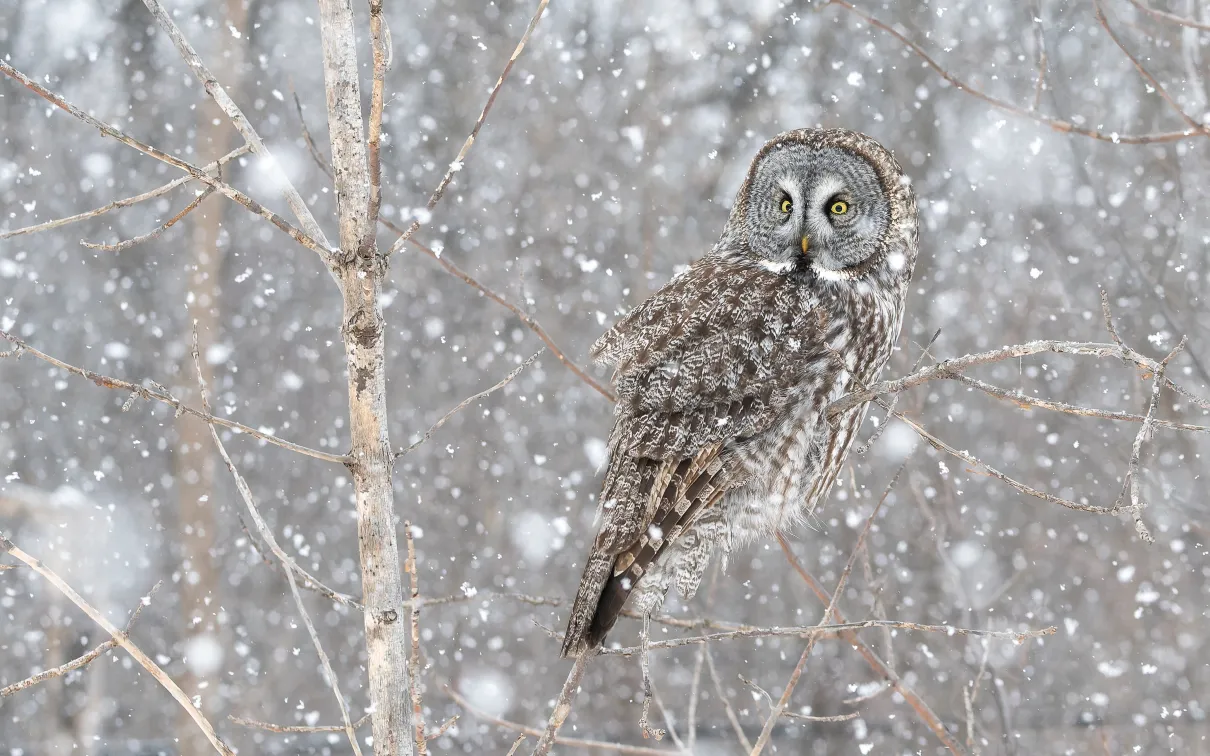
[
  {"x1": 780, "y1": 198, "x2": 792, "y2": 214},
  {"x1": 830, "y1": 200, "x2": 849, "y2": 215}
]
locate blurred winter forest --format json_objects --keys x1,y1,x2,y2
[{"x1": 2, "y1": 0, "x2": 1209, "y2": 754}]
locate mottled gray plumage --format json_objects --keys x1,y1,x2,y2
[{"x1": 560, "y1": 128, "x2": 919, "y2": 657}]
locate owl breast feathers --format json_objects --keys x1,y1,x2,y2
[{"x1": 560, "y1": 128, "x2": 918, "y2": 657}]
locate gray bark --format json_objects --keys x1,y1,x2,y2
[{"x1": 317, "y1": 1, "x2": 413, "y2": 754}]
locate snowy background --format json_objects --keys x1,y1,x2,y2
[{"x1": 2, "y1": 0, "x2": 1208, "y2": 753}]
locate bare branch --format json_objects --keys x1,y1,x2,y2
[
  {"x1": 1094, "y1": 0, "x2": 1210, "y2": 136},
  {"x1": 138, "y1": 0, "x2": 334, "y2": 256},
  {"x1": 880, "y1": 398, "x2": 1118, "y2": 519},
  {"x1": 229, "y1": 713, "x2": 456, "y2": 739},
  {"x1": 367, "y1": 0, "x2": 387, "y2": 243},
  {"x1": 638, "y1": 614, "x2": 665, "y2": 740},
  {"x1": 387, "y1": 0, "x2": 551, "y2": 256},
  {"x1": 446, "y1": 685, "x2": 674, "y2": 756},
  {"x1": 828, "y1": 339, "x2": 1208, "y2": 418},
  {"x1": 704, "y1": 644, "x2": 754, "y2": 752},
  {"x1": 404, "y1": 523, "x2": 429, "y2": 755},
  {"x1": 81, "y1": 187, "x2": 214, "y2": 252},
  {"x1": 530, "y1": 648, "x2": 595, "y2": 756},
  {"x1": 291, "y1": 88, "x2": 334, "y2": 180},
  {"x1": 856, "y1": 327, "x2": 941, "y2": 455},
  {"x1": 1128, "y1": 0, "x2": 1210, "y2": 32},
  {"x1": 0, "y1": 145, "x2": 250, "y2": 240},
  {"x1": 229, "y1": 713, "x2": 372, "y2": 734},
  {"x1": 192, "y1": 329, "x2": 363, "y2": 756},
  {"x1": 1029, "y1": 4, "x2": 1048, "y2": 112},
  {"x1": 0, "y1": 61, "x2": 331, "y2": 258},
  {"x1": 0, "y1": 330, "x2": 349, "y2": 465},
  {"x1": 646, "y1": 679, "x2": 685, "y2": 750},
  {"x1": 952, "y1": 374, "x2": 1209, "y2": 433},
  {"x1": 505, "y1": 735, "x2": 528, "y2": 756},
  {"x1": 428, "y1": 715, "x2": 458, "y2": 741},
  {"x1": 741, "y1": 675, "x2": 860, "y2": 724},
  {"x1": 778, "y1": 534, "x2": 965, "y2": 755},
  {"x1": 825, "y1": 0, "x2": 1203, "y2": 144},
  {"x1": 593, "y1": 620, "x2": 1055, "y2": 656},
  {"x1": 236, "y1": 512, "x2": 363, "y2": 610},
  {"x1": 0, "y1": 535, "x2": 234, "y2": 755},
  {"x1": 395, "y1": 350, "x2": 544, "y2": 458},
  {"x1": 406, "y1": 590, "x2": 562, "y2": 609},
  {"x1": 2, "y1": 582, "x2": 159, "y2": 698},
  {"x1": 1112, "y1": 337, "x2": 1186, "y2": 544},
  {"x1": 749, "y1": 463, "x2": 904, "y2": 756},
  {"x1": 401, "y1": 235, "x2": 615, "y2": 402}
]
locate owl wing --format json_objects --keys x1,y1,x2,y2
[{"x1": 561, "y1": 256, "x2": 827, "y2": 656}]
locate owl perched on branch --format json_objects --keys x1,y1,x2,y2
[{"x1": 561, "y1": 128, "x2": 919, "y2": 657}]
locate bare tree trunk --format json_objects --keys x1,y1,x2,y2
[
  {"x1": 175, "y1": 2, "x2": 247, "y2": 753},
  {"x1": 317, "y1": 2, "x2": 413, "y2": 754}
]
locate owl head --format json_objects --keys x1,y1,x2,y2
[{"x1": 728, "y1": 128, "x2": 918, "y2": 282}]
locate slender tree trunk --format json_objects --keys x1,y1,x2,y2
[
  {"x1": 317, "y1": 1, "x2": 413, "y2": 753},
  {"x1": 175, "y1": 2, "x2": 247, "y2": 752}
]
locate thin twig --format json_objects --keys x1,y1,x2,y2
[
  {"x1": 228, "y1": 712, "x2": 456, "y2": 739},
  {"x1": 81, "y1": 186, "x2": 214, "y2": 252},
  {"x1": 0, "y1": 61, "x2": 330, "y2": 258},
  {"x1": 880, "y1": 398, "x2": 1115, "y2": 518},
  {"x1": 505, "y1": 735, "x2": 528, "y2": 756},
  {"x1": 591, "y1": 620, "x2": 1054, "y2": 655},
  {"x1": 0, "y1": 330, "x2": 349, "y2": 465},
  {"x1": 856, "y1": 327, "x2": 941, "y2": 454},
  {"x1": 1094, "y1": 0, "x2": 1210, "y2": 136},
  {"x1": 530, "y1": 648, "x2": 595, "y2": 756},
  {"x1": 1128, "y1": 0, "x2": 1210, "y2": 31},
  {"x1": 1, "y1": 582, "x2": 160, "y2": 698},
  {"x1": 229, "y1": 713, "x2": 372, "y2": 734},
  {"x1": 705, "y1": 644, "x2": 754, "y2": 752},
  {"x1": 405, "y1": 522, "x2": 429, "y2": 754},
  {"x1": 291, "y1": 89, "x2": 334, "y2": 179},
  {"x1": 952, "y1": 374, "x2": 1208, "y2": 433},
  {"x1": 400, "y1": 235, "x2": 614, "y2": 401},
  {"x1": 0, "y1": 535, "x2": 234, "y2": 755},
  {"x1": 749, "y1": 463, "x2": 904, "y2": 755},
  {"x1": 429, "y1": 714, "x2": 458, "y2": 741},
  {"x1": 686, "y1": 561, "x2": 721, "y2": 750},
  {"x1": 824, "y1": 0, "x2": 1201, "y2": 144},
  {"x1": 778, "y1": 534, "x2": 966, "y2": 755},
  {"x1": 395, "y1": 350, "x2": 543, "y2": 458},
  {"x1": 366, "y1": 0, "x2": 387, "y2": 247},
  {"x1": 137, "y1": 0, "x2": 334, "y2": 257},
  {"x1": 236, "y1": 511, "x2": 362, "y2": 609},
  {"x1": 192, "y1": 329, "x2": 362, "y2": 756},
  {"x1": 647, "y1": 679, "x2": 685, "y2": 751},
  {"x1": 406, "y1": 590, "x2": 562, "y2": 609},
  {"x1": 965, "y1": 641, "x2": 993, "y2": 751},
  {"x1": 446, "y1": 685, "x2": 673, "y2": 756},
  {"x1": 387, "y1": 0, "x2": 551, "y2": 256},
  {"x1": 638, "y1": 614, "x2": 665, "y2": 740},
  {"x1": 843, "y1": 681, "x2": 891, "y2": 706},
  {"x1": 1029, "y1": 3, "x2": 1048, "y2": 112},
  {"x1": 0, "y1": 145, "x2": 250, "y2": 240},
  {"x1": 828, "y1": 338, "x2": 1209, "y2": 417},
  {"x1": 741, "y1": 676, "x2": 860, "y2": 723},
  {"x1": 1111, "y1": 337, "x2": 1186, "y2": 544}
]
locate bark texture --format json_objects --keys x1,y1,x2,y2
[{"x1": 318, "y1": 1, "x2": 413, "y2": 753}]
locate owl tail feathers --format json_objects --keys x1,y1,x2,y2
[{"x1": 560, "y1": 551, "x2": 623, "y2": 658}]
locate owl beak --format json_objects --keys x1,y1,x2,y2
[{"x1": 800, "y1": 236, "x2": 810, "y2": 256}]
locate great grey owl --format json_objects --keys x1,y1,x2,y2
[{"x1": 560, "y1": 128, "x2": 919, "y2": 657}]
